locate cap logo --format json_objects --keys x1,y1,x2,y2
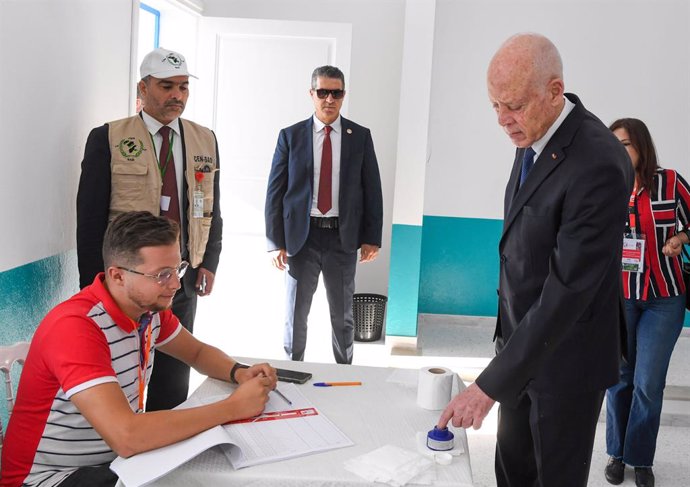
[{"x1": 165, "y1": 53, "x2": 182, "y2": 68}]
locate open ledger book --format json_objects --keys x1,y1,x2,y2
[{"x1": 110, "y1": 383, "x2": 353, "y2": 487}]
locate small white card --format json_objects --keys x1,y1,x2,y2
[
  {"x1": 160, "y1": 195, "x2": 171, "y2": 212},
  {"x1": 193, "y1": 190, "x2": 204, "y2": 218}
]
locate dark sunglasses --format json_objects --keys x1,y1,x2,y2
[{"x1": 314, "y1": 89, "x2": 345, "y2": 100}]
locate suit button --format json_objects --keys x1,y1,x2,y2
[{"x1": 500, "y1": 254, "x2": 507, "y2": 263}]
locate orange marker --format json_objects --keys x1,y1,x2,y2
[{"x1": 313, "y1": 381, "x2": 362, "y2": 387}]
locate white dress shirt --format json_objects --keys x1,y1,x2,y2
[{"x1": 531, "y1": 96, "x2": 576, "y2": 163}]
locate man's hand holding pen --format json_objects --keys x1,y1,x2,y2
[
  {"x1": 234, "y1": 363, "x2": 277, "y2": 387},
  {"x1": 226, "y1": 363, "x2": 277, "y2": 419}
]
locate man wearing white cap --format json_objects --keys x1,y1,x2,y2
[{"x1": 76, "y1": 48, "x2": 223, "y2": 411}]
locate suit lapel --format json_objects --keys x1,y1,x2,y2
[
  {"x1": 340, "y1": 117, "x2": 352, "y2": 194},
  {"x1": 505, "y1": 148, "x2": 566, "y2": 224},
  {"x1": 304, "y1": 117, "x2": 315, "y2": 192},
  {"x1": 504, "y1": 148, "x2": 522, "y2": 221},
  {"x1": 501, "y1": 94, "x2": 587, "y2": 243}
]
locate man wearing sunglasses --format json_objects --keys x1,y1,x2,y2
[
  {"x1": 1, "y1": 212, "x2": 276, "y2": 487},
  {"x1": 76, "y1": 48, "x2": 223, "y2": 412},
  {"x1": 265, "y1": 65, "x2": 383, "y2": 364}
]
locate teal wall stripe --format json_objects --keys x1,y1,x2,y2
[
  {"x1": 0, "y1": 250, "x2": 78, "y2": 430},
  {"x1": 386, "y1": 224, "x2": 423, "y2": 337},
  {"x1": 419, "y1": 216, "x2": 502, "y2": 316},
  {"x1": 417, "y1": 215, "x2": 690, "y2": 327}
]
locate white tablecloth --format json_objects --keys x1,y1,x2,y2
[{"x1": 144, "y1": 358, "x2": 473, "y2": 487}]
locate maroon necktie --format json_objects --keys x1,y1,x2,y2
[
  {"x1": 158, "y1": 126, "x2": 180, "y2": 223},
  {"x1": 317, "y1": 125, "x2": 332, "y2": 214}
]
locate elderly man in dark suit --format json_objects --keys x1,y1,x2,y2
[
  {"x1": 265, "y1": 65, "x2": 383, "y2": 365},
  {"x1": 438, "y1": 33, "x2": 634, "y2": 487}
]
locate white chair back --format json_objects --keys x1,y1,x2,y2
[{"x1": 0, "y1": 341, "x2": 30, "y2": 449}]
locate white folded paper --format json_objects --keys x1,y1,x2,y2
[{"x1": 343, "y1": 445, "x2": 435, "y2": 486}]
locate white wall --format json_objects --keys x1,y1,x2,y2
[
  {"x1": 3, "y1": 0, "x2": 685, "y2": 292},
  {"x1": 0, "y1": 0, "x2": 134, "y2": 272},
  {"x1": 201, "y1": 0, "x2": 407, "y2": 294},
  {"x1": 425, "y1": 0, "x2": 690, "y2": 220},
  {"x1": 392, "y1": 0, "x2": 436, "y2": 226}
]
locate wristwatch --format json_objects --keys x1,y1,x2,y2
[{"x1": 230, "y1": 362, "x2": 249, "y2": 384}]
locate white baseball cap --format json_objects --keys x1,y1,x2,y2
[{"x1": 140, "y1": 48, "x2": 197, "y2": 80}]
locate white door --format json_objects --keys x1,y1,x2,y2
[{"x1": 191, "y1": 18, "x2": 352, "y2": 363}]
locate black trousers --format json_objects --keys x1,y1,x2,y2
[
  {"x1": 495, "y1": 388, "x2": 605, "y2": 487},
  {"x1": 145, "y1": 284, "x2": 197, "y2": 411},
  {"x1": 284, "y1": 226, "x2": 357, "y2": 364},
  {"x1": 59, "y1": 464, "x2": 118, "y2": 487}
]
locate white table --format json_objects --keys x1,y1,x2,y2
[{"x1": 146, "y1": 358, "x2": 473, "y2": 486}]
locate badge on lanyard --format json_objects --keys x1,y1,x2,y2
[
  {"x1": 622, "y1": 188, "x2": 645, "y2": 273},
  {"x1": 151, "y1": 131, "x2": 175, "y2": 214},
  {"x1": 160, "y1": 195, "x2": 171, "y2": 212},
  {"x1": 622, "y1": 234, "x2": 646, "y2": 273},
  {"x1": 193, "y1": 171, "x2": 204, "y2": 218}
]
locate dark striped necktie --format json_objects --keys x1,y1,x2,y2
[{"x1": 519, "y1": 146, "x2": 536, "y2": 187}]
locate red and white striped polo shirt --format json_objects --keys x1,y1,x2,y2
[{"x1": 0, "y1": 274, "x2": 180, "y2": 487}]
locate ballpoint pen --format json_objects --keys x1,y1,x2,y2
[
  {"x1": 272, "y1": 388, "x2": 292, "y2": 405},
  {"x1": 313, "y1": 382, "x2": 362, "y2": 387},
  {"x1": 254, "y1": 369, "x2": 292, "y2": 405}
]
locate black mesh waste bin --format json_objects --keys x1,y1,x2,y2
[{"x1": 353, "y1": 293, "x2": 387, "y2": 342}]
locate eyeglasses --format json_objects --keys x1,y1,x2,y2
[
  {"x1": 314, "y1": 89, "x2": 345, "y2": 100},
  {"x1": 118, "y1": 261, "x2": 189, "y2": 285}
]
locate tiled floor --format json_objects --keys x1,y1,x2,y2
[
  {"x1": 190, "y1": 242, "x2": 690, "y2": 486},
  {"x1": 414, "y1": 316, "x2": 690, "y2": 487}
]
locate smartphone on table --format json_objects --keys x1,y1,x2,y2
[{"x1": 276, "y1": 368, "x2": 312, "y2": 384}]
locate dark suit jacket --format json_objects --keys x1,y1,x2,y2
[
  {"x1": 475, "y1": 94, "x2": 634, "y2": 408},
  {"x1": 265, "y1": 116, "x2": 383, "y2": 255},
  {"x1": 76, "y1": 117, "x2": 223, "y2": 297}
]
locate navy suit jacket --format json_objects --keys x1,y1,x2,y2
[
  {"x1": 474, "y1": 94, "x2": 634, "y2": 408},
  {"x1": 265, "y1": 116, "x2": 383, "y2": 255}
]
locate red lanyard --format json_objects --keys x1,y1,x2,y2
[
  {"x1": 628, "y1": 187, "x2": 639, "y2": 234},
  {"x1": 131, "y1": 316, "x2": 153, "y2": 412}
]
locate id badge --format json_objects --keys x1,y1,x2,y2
[
  {"x1": 622, "y1": 234, "x2": 645, "y2": 273},
  {"x1": 160, "y1": 195, "x2": 171, "y2": 212},
  {"x1": 192, "y1": 190, "x2": 204, "y2": 218}
]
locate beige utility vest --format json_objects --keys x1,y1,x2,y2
[{"x1": 108, "y1": 115, "x2": 217, "y2": 268}]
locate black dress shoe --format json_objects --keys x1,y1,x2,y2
[
  {"x1": 635, "y1": 467, "x2": 655, "y2": 487},
  {"x1": 605, "y1": 457, "x2": 625, "y2": 485}
]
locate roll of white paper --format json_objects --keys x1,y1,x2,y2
[{"x1": 416, "y1": 366, "x2": 454, "y2": 410}]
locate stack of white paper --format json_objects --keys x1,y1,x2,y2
[{"x1": 343, "y1": 444, "x2": 436, "y2": 486}]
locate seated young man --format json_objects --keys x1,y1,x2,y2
[{"x1": 0, "y1": 211, "x2": 277, "y2": 487}]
